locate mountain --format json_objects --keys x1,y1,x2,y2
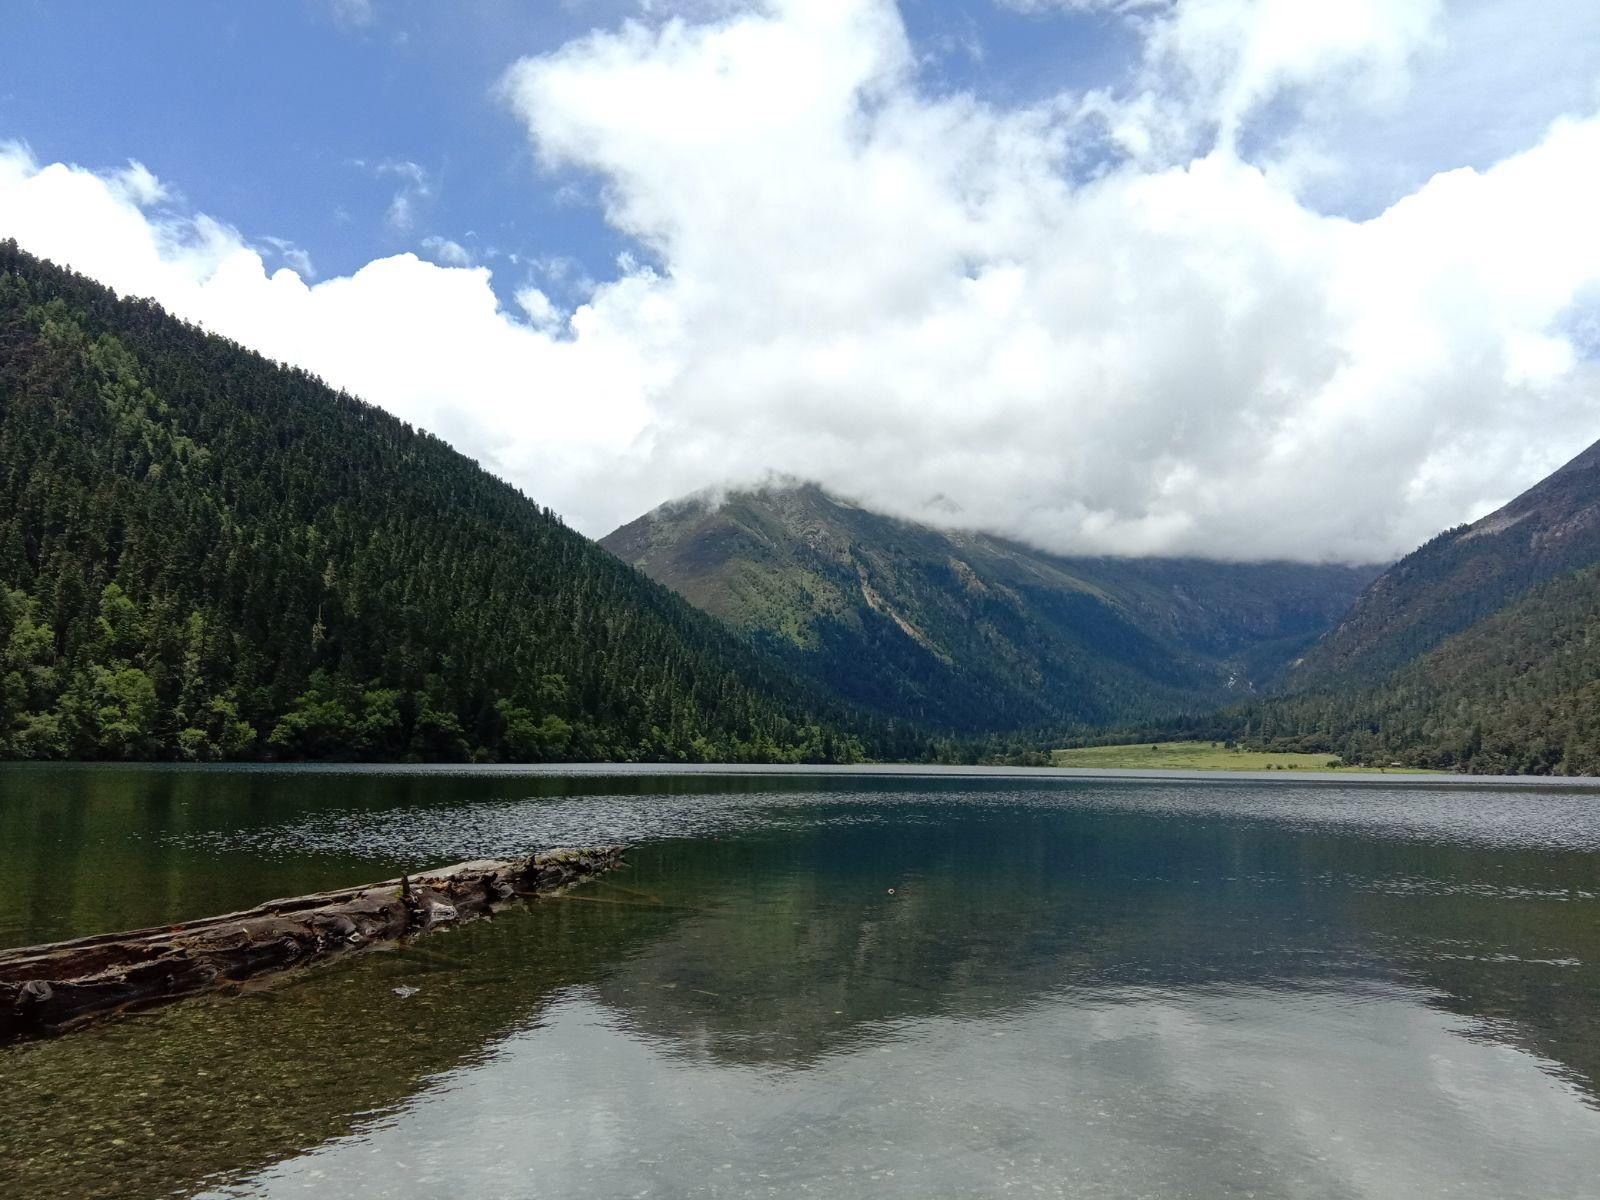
[
  {"x1": 1290, "y1": 438, "x2": 1600, "y2": 689},
  {"x1": 1184, "y1": 561, "x2": 1600, "y2": 774},
  {"x1": 601, "y1": 483, "x2": 1380, "y2": 732},
  {"x1": 0, "y1": 243, "x2": 874, "y2": 764},
  {"x1": 1157, "y1": 435, "x2": 1600, "y2": 773}
]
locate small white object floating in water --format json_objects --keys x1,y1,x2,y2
[{"x1": 392, "y1": 985, "x2": 420, "y2": 999}]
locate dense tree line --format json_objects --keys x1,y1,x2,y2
[
  {"x1": 1109, "y1": 564, "x2": 1600, "y2": 774},
  {"x1": 1063, "y1": 435, "x2": 1600, "y2": 775},
  {"x1": 0, "y1": 243, "x2": 897, "y2": 764}
]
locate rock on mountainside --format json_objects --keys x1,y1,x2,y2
[
  {"x1": 602, "y1": 483, "x2": 1380, "y2": 733},
  {"x1": 1290, "y1": 437, "x2": 1600, "y2": 689}
]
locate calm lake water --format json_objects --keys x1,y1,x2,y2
[{"x1": 3, "y1": 763, "x2": 1600, "y2": 1199}]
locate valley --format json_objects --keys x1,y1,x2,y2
[{"x1": 603, "y1": 483, "x2": 1379, "y2": 734}]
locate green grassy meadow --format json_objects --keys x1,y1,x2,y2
[{"x1": 1051, "y1": 741, "x2": 1435, "y2": 773}]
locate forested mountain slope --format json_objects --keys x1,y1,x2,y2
[
  {"x1": 1138, "y1": 437, "x2": 1600, "y2": 773},
  {"x1": 1173, "y1": 563, "x2": 1600, "y2": 774},
  {"x1": 602, "y1": 484, "x2": 1378, "y2": 732},
  {"x1": 1290, "y1": 437, "x2": 1600, "y2": 689},
  {"x1": 0, "y1": 243, "x2": 871, "y2": 763}
]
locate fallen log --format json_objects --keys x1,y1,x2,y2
[{"x1": 0, "y1": 845, "x2": 626, "y2": 1044}]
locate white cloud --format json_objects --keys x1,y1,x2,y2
[
  {"x1": 3, "y1": 1, "x2": 1600, "y2": 563},
  {"x1": 419, "y1": 235, "x2": 474, "y2": 268},
  {"x1": 514, "y1": 285, "x2": 565, "y2": 333},
  {"x1": 501, "y1": 0, "x2": 1600, "y2": 560},
  {"x1": 258, "y1": 235, "x2": 317, "y2": 279},
  {"x1": 1271, "y1": 0, "x2": 1600, "y2": 216},
  {"x1": 107, "y1": 159, "x2": 168, "y2": 207},
  {"x1": 0, "y1": 145, "x2": 657, "y2": 511},
  {"x1": 329, "y1": 0, "x2": 375, "y2": 30},
  {"x1": 362, "y1": 158, "x2": 433, "y2": 233},
  {"x1": 1051, "y1": 0, "x2": 1445, "y2": 171}
]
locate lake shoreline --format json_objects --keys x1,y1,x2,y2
[{"x1": 5, "y1": 758, "x2": 1598, "y2": 787}]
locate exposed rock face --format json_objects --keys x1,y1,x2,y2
[{"x1": 0, "y1": 846, "x2": 626, "y2": 1043}]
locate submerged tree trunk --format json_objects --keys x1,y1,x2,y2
[{"x1": 0, "y1": 845, "x2": 626, "y2": 1043}]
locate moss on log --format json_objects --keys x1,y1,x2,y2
[{"x1": 0, "y1": 845, "x2": 626, "y2": 1043}]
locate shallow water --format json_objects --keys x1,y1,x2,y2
[{"x1": 3, "y1": 764, "x2": 1599, "y2": 1198}]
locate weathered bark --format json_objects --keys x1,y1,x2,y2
[{"x1": 0, "y1": 845, "x2": 626, "y2": 1044}]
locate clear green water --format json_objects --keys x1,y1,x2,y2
[{"x1": 3, "y1": 763, "x2": 1599, "y2": 1198}]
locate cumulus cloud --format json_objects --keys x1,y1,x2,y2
[
  {"x1": 358, "y1": 158, "x2": 433, "y2": 233},
  {"x1": 3, "y1": 1, "x2": 1600, "y2": 563},
  {"x1": 258, "y1": 235, "x2": 316, "y2": 279},
  {"x1": 419, "y1": 235, "x2": 474, "y2": 268},
  {"x1": 503, "y1": 0, "x2": 1600, "y2": 559},
  {"x1": 106, "y1": 159, "x2": 168, "y2": 207},
  {"x1": 0, "y1": 142, "x2": 657, "y2": 511},
  {"x1": 1124, "y1": 0, "x2": 1445, "y2": 156}
]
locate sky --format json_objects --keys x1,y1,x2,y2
[{"x1": 2, "y1": 0, "x2": 1599, "y2": 563}]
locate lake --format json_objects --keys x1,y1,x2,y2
[{"x1": 3, "y1": 763, "x2": 1599, "y2": 1198}]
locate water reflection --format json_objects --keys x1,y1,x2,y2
[
  {"x1": 205, "y1": 989, "x2": 1600, "y2": 1200},
  {"x1": 1, "y1": 896, "x2": 678, "y2": 1198},
  {"x1": 2, "y1": 766, "x2": 1599, "y2": 1198}
]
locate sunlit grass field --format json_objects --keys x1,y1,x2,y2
[{"x1": 1051, "y1": 741, "x2": 1434, "y2": 773}]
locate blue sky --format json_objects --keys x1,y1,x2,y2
[
  {"x1": 0, "y1": 0, "x2": 1137, "y2": 309},
  {"x1": 2, "y1": 1, "x2": 630, "y2": 301},
  {"x1": 2, "y1": 1, "x2": 1599, "y2": 561}
]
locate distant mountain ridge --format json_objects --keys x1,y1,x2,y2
[
  {"x1": 1174, "y1": 434, "x2": 1600, "y2": 773},
  {"x1": 1233, "y1": 562, "x2": 1600, "y2": 773},
  {"x1": 1290, "y1": 439, "x2": 1600, "y2": 690},
  {"x1": 602, "y1": 483, "x2": 1380, "y2": 733}
]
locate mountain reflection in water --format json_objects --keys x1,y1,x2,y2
[{"x1": 1, "y1": 764, "x2": 1597, "y2": 1198}]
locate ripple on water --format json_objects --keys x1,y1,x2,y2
[{"x1": 175, "y1": 778, "x2": 1600, "y2": 865}]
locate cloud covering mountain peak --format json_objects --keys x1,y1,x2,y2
[{"x1": 3, "y1": 0, "x2": 1599, "y2": 562}]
